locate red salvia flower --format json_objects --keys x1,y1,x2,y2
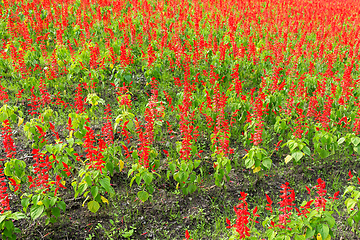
[
  {"x1": 226, "y1": 192, "x2": 252, "y2": 239},
  {"x1": 0, "y1": 164, "x2": 10, "y2": 214},
  {"x1": 265, "y1": 194, "x2": 273, "y2": 213},
  {"x1": 348, "y1": 170, "x2": 353, "y2": 181},
  {"x1": 1, "y1": 120, "x2": 16, "y2": 158}
]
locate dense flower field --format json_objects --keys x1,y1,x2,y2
[{"x1": 1, "y1": 0, "x2": 360, "y2": 239}]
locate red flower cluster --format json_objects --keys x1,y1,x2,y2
[
  {"x1": 83, "y1": 126, "x2": 106, "y2": 173},
  {"x1": 74, "y1": 83, "x2": 86, "y2": 114},
  {"x1": 0, "y1": 82, "x2": 9, "y2": 103},
  {"x1": 0, "y1": 163, "x2": 10, "y2": 214},
  {"x1": 314, "y1": 178, "x2": 327, "y2": 211},
  {"x1": 1, "y1": 120, "x2": 16, "y2": 158},
  {"x1": 28, "y1": 149, "x2": 52, "y2": 193},
  {"x1": 226, "y1": 192, "x2": 258, "y2": 239},
  {"x1": 101, "y1": 104, "x2": 114, "y2": 146}
]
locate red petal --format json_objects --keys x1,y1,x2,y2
[
  {"x1": 62, "y1": 162, "x2": 68, "y2": 169},
  {"x1": 226, "y1": 218, "x2": 231, "y2": 226},
  {"x1": 185, "y1": 230, "x2": 190, "y2": 239},
  {"x1": 253, "y1": 206, "x2": 258, "y2": 215},
  {"x1": 9, "y1": 178, "x2": 16, "y2": 185},
  {"x1": 266, "y1": 194, "x2": 272, "y2": 204}
]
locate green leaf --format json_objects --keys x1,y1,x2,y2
[
  {"x1": 0, "y1": 214, "x2": 7, "y2": 225},
  {"x1": 9, "y1": 212, "x2": 26, "y2": 221},
  {"x1": 292, "y1": 151, "x2": 304, "y2": 162},
  {"x1": 262, "y1": 158, "x2": 272, "y2": 170},
  {"x1": 245, "y1": 157, "x2": 255, "y2": 168},
  {"x1": 177, "y1": 171, "x2": 184, "y2": 182},
  {"x1": 30, "y1": 204, "x2": 44, "y2": 220},
  {"x1": 169, "y1": 162, "x2": 176, "y2": 173},
  {"x1": 187, "y1": 184, "x2": 197, "y2": 194},
  {"x1": 338, "y1": 137, "x2": 345, "y2": 145},
  {"x1": 318, "y1": 224, "x2": 329, "y2": 240},
  {"x1": 99, "y1": 178, "x2": 115, "y2": 197},
  {"x1": 4, "y1": 220, "x2": 14, "y2": 231},
  {"x1": 354, "y1": 145, "x2": 360, "y2": 154},
  {"x1": 132, "y1": 150, "x2": 138, "y2": 160},
  {"x1": 324, "y1": 212, "x2": 335, "y2": 228},
  {"x1": 194, "y1": 160, "x2": 201, "y2": 169},
  {"x1": 352, "y1": 137, "x2": 360, "y2": 146},
  {"x1": 318, "y1": 149, "x2": 329, "y2": 159},
  {"x1": 21, "y1": 197, "x2": 30, "y2": 213},
  {"x1": 51, "y1": 207, "x2": 61, "y2": 218},
  {"x1": 137, "y1": 191, "x2": 149, "y2": 202},
  {"x1": 50, "y1": 197, "x2": 58, "y2": 207},
  {"x1": 91, "y1": 186, "x2": 99, "y2": 198},
  {"x1": 266, "y1": 229, "x2": 276, "y2": 240},
  {"x1": 57, "y1": 201, "x2": 66, "y2": 212},
  {"x1": 305, "y1": 228, "x2": 316, "y2": 238},
  {"x1": 294, "y1": 234, "x2": 305, "y2": 240},
  {"x1": 345, "y1": 198, "x2": 357, "y2": 211},
  {"x1": 353, "y1": 210, "x2": 360, "y2": 223},
  {"x1": 344, "y1": 186, "x2": 355, "y2": 195},
  {"x1": 288, "y1": 140, "x2": 298, "y2": 151},
  {"x1": 87, "y1": 200, "x2": 100, "y2": 213},
  {"x1": 303, "y1": 146, "x2": 311, "y2": 156},
  {"x1": 142, "y1": 172, "x2": 153, "y2": 185},
  {"x1": 75, "y1": 182, "x2": 88, "y2": 199}
]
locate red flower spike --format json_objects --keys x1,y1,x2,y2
[
  {"x1": 330, "y1": 191, "x2": 340, "y2": 201},
  {"x1": 305, "y1": 186, "x2": 311, "y2": 195},
  {"x1": 184, "y1": 230, "x2": 190, "y2": 240},
  {"x1": 226, "y1": 217, "x2": 232, "y2": 228},
  {"x1": 265, "y1": 194, "x2": 273, "y2": 213},
  {"x1": 348, "y1": 170, "x2": 353, "y2": 181}
]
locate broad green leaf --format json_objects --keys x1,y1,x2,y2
[
  {"x1": 57, "y1": 201, "x2": 66, "y2": 212},
  {"x1": 0, "y1": 214, "x2": 7, "y2": 224},
  {"x1": 4, "y1": 220, "x2": 14, "y2": 230},
  {"x1": 87, "y1": 200, "x2": 100, "y2": 213},
  {"x1": 292, "y1": 151, "x2": 304, "y2": 162},
  {"x1": 345, "y1": 199, "x2": 357, "y2": 211},
  {"x1": 351, "y1": 137, "x2": 360, "y2": 146},
  {"x1": 187, "y1": 184, "x2": 197, "y2": 194},
  {"x1": 169, "y1": 162, "x2": 176, "y2": 173},
  {"x1": 245, "y1": 157, "x2": 255, "y2": 168},
  {"x1": 324, "y1": 212, "x2": 335, "y2": 228},
  {"x1": 262, "y1": 158, "x2": 272, "y2": 170},
  {"x1": 51, "y1": 207, "x2": 60, "y2": 217},
  {"x1": 354, "y1": 145, "x2": 360, "y2": 154},
  {"x1": 99, "y1": 178, "x2": 115, "y2": 196},
  {"x1": 137, "y1": 191, "x2": 149, "y2": 202},
  {"x1": 344, "y1": 186, "x2": 355, "y2": 195},
  {"x1": 294, "y1": 235, "x2": 305, "y2": 240},
  {"x1": 337, "y1": 137, "x2": 345, "y2": 145},
  {"x1": 353, "y1": 210, "x2": 360, "y2": 223},
  {"x1": 318, "y1": 149, "x2": 329, "y2": 159},
  {"x1": 303, "y1": 146, "x2": 311, "y2": 156},
  {"x1": 91, "y1": 186, "x2": 99, "y2": 198},
  {"x1": 142, "y1": 172, "x2": 153, "y2": 185},
  {"x1": 317, "y1": 224, "x2": 329, "y2": 240},
  {"x1": 30, "y1": 204, "x2": 44, "y2": 220}
]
